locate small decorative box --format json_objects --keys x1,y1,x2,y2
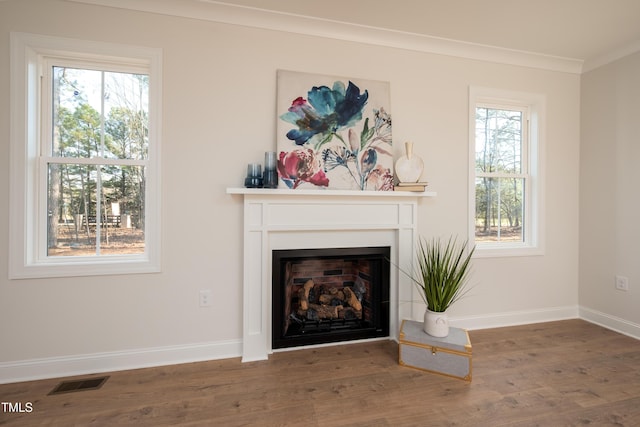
[{"x1": 398, "y1": 319, "x2": 472, "y2": 381}]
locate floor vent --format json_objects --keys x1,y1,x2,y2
[{"x1": 48, "y1": 376, "x2": 109, "y2": 395}]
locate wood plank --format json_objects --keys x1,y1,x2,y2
[{"x1": 1, "y1": 320, "x2": 639, "y2": 426}]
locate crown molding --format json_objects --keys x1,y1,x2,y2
[
  {"x1": 582, "y1": 39, "x2": 640, "y2": 73},
  {"x1": 67, "y1": 0, "x2": 583, "y2": 74}
]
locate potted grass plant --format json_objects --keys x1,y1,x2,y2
[{"x1": 407, "y1": 236, "x2": 475, "y2": 337}]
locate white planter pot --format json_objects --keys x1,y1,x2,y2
[{"x1": 424, "y1": 308, "x2": 449, "y2": 337}]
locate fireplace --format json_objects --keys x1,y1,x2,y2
[
  {"x1": 227, "y1": 187, "x2": 435, "y2": 361},
  {"x1": 272, "y1": 247, "x2": 390, "y2": 349}
]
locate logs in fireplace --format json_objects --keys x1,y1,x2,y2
[{"x1": 272, "y1": 247, "x2": 390, "y2": 349}]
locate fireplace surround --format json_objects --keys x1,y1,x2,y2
[{"x1": 227, "y1": 187, "x2": 436, "y2": 362}]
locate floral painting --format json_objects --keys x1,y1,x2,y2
[{"x1": 276, "y1": 70, "x2": 393, "y2": 191}]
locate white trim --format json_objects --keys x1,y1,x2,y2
[
  {"x1": 5, "y1": 306, "x2": 639, "y2": 384},
  {"x1": 65, "y1": 0, "x2": 583, "y2": 74},
  {"x1": 15, "y1": 306, "x2": 640, "y2": 384},
  {"x1": 448, "y1": 306, "x2": 579, "y2": 331},
  {"x1": 579, "y1": 306, "x2": 640, "y2": 340},
  {"x1": 0, "y1": 340, "x2": 242, "y2": 385},
  {"x1": 226, "y1": 187, "x2": 437, "y2": 198},
  {"x1": 9, "y1": 32, "x2": 162, "y2": 279}
]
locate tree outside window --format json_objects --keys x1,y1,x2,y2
[
  {"x1": 474, "y1": 104, "x2": 528, "y2": 243},
  {"x1": 47, "y1": 66, "x2": 148, "y2": 257}
]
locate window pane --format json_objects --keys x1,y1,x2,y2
[
  {"x1": 475, "y1": 107, "x2": 522, "y2": 174},
  {"x1": 48, "y1": 164, "x2": 98, "y2": 256},
  {"x1": 104, "y1": 72, "x2": 149, "y2": 160},
  {"x1": 475, "y1": 177, "x2": 524, "y2": 242},
  {"x1": 48, "y1": 66, "x2": 149, "y2": 258},
  {"x1": 53, "y1": 67, "x2": 103, "y2": 158},
  {"x1": 47, "y1": 164, "x2": 146, "y2": 256},
  {"x1": 52, "y1": 67, "x2": 149, "y2": 160},
  {"x1": 99, "y1": 165, "x2": 145, "y2": 255}
]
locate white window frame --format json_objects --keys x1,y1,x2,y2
[
  {"x1": 9, "y1": 32, "x2": 162, "y2": 278},
  {"x1": 468, "y1": 87, "x2": 545, "y2": 258}
]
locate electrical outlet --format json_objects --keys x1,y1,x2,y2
[
  {"x1": 615, "y1": 275, "x2": 629, "y2": 291},
  {"x1": 199, "y1": 290, "x2": 213, "y2": 307}
]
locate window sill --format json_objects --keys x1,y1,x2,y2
[
  {"x1": 9, "y1": 256, "x2": 160, "y2": 279},
  {"x1": 473, "y1": 245, "x2": 544, "y2": 258}
]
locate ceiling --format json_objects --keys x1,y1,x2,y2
[{"x1": 215, "y1": 0, "x2": 640, "y2": 63}]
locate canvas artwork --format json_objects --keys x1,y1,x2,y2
[{"x1": 276, "y1": 70, "x2": 393, "y2": 191}]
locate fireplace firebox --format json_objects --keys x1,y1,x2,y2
[{"x1": 272, "y1": 246, "x2": 390, "y2": 349}]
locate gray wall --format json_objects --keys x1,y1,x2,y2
[
  {"x1": 0, "y1": 0, "x2": 583, "y2": 380},
  {"x1": 580, "y1": 51, "x2": 640, "y2": 332}
]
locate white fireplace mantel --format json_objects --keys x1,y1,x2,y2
[
  {"x1": 227, "y1": 187, "x2": 436, "y2": 362},
  {"x1": 227, "y1": 188, "x2": 437, "y2": 198}
]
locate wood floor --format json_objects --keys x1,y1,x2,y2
[{"x1": 1, "y1": 319, "x2": 640, "y2": 426}]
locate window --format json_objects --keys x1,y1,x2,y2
[
  {"x1": 469, "y1": 87, "x2": 544, "y2": 257},
  {"x1": 10, "y1": 33, "x2": 162, "y2": 278}
]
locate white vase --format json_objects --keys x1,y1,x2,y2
[
  {"x1": 424, "y1": 308, "x2": 449, "y2": 337},
  {"x1": 395, "y1": 142, "x2": 424, "y2": 183}
]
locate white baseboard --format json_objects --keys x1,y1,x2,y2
[
  {"x1": 3, "y1": 305, "x2": 638, "y2": 385},
  {"x1": 0, "y1": 339, "x2": 242, "y2": 385},
  {"x1": 448, "y1": 305, "x2": 580, "y2": 330},
  {"x1": 579, "y1": 306, "x2": 640, "y2": 340}
]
